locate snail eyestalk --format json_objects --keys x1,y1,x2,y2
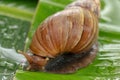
[{"x1": 18, "y1": 50, "x2": 33, "y2": 63}]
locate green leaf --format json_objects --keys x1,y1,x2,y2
[
  {"x1": 0, "y1": 15, "x2": 30, "y2": 50},
  {"x1": 0, "y1": 0, "x2": 38, "y2": 50}
]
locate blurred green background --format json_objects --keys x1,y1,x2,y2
[{"x1": 0, "y1": 0, "x2": 120, "y2": 80}]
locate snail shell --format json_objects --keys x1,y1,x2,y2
[{"x1": 20, "y1": 0, "x2": 100, "y2": 73}]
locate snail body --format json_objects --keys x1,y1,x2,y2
[{"x1": 20, "y1": 0, "x2": 100, "y2": 73}]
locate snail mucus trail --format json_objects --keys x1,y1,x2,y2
[{"x1": 19, "y1": 0, "x2": 100, "y2": 74}]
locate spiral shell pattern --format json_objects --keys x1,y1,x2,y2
[{"x1": 30, "y1": 0, "x2": 100, "y2": 58}]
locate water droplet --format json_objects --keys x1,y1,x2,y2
[
  {"x1": 2, "y1": 76, "x2": 7, "y2": 80},
  {"x1": 18, "y1": 5, "x2": 26, "y2": 9},
  {"x1": 8, "y1": 25, "x2": 18, "y2": 29},
  {"x1": 1, "y1": 28, "x2": 7, "y2": 33},
  {"x1": 23, "y1": 32, "x2": 27, "y2": 37},
  {"x1": 3, "y1": 33, "x2": 13, "y2": 39},
  {"x1": 17, "y1": 36, "x2": 21, "y2": 40},
  {"x1": 7, "y1": 3, "x2": 16, "y2": 7},
  {"x1": 0, "y1": 20, "x2": 5, "y2": 26}
]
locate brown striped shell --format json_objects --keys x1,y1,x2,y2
[
  {"x1": 29, "y1": 0, "x2": 99, "y2": 58},
  {"x1": 19, "y1": 0, "x2": 100, "y2": 73}
]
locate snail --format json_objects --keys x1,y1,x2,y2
[{"x1": 19, "y1": 0, "x2": 100, "y2": 74}]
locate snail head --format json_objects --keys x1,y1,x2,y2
[{"x1": 18, "y1": 50, "x2": 49, "y2": 71}]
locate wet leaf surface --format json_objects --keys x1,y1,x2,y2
[{"x1": 0, "y1": 0, "x2": 38, "y2": 80}]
